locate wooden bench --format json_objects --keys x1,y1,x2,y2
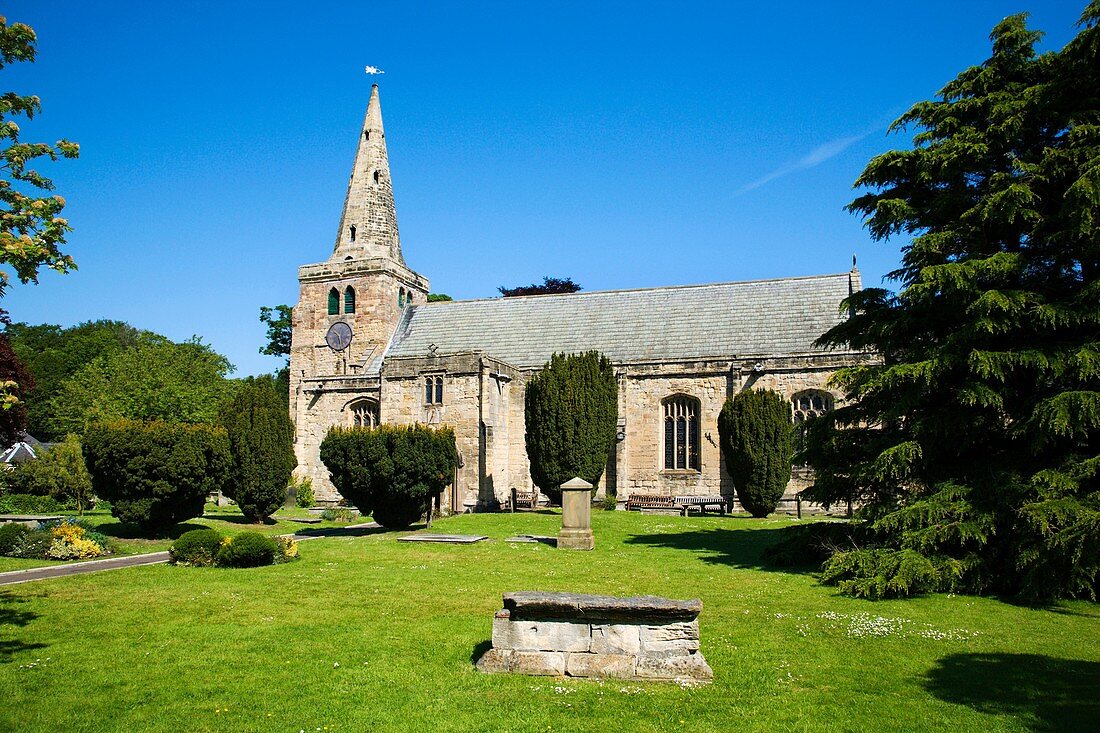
[
  {"x1": 674, "y1": 496, "x2": 728, "y2": 516},
  {"x1": 508, "y1": 488, "x2": 542, "y2": 512},
  {"x1": 625, "y1": 494, "x2": 678, "y2": 512}
]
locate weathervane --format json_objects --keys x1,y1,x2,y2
[{"x1": 364, "y1": 65, "x2": 385, "y2": 75}]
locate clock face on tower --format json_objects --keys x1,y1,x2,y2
[{"x1": 325, "y1": 321, "x2": 353, "y2": 352}]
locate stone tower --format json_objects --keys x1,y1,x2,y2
[{"x1": 289, "y1": 84, "x2": 429, "y2": 489}]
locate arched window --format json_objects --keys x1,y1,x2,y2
[
  {"x1": 327, "y1": 288, "x2": 339, "y2": 315},
  {"x1": 398, "y1": 288, "x2": 405, "y2": 307},
  {"x1": 347, "y1": 399, "x2": 379, "y2": 429},
  {"x1": 791, "y1": 390, "x2": 833, "y2": 423},
  {"x1": 344, "y1": 286, "x2": 356, "y2": 314},
  {"x1": 349, "y1": 225, "x2": 356, "y2": 242},
  {"x1": 373, "y1": 170, "x2": 381, "y2": 184},
  {"x1": 424, "y1": 375, "x2": 444, "y2": 405},
  {"x1": 663, "y1": 395, "x2": 700, "y2": 471}
]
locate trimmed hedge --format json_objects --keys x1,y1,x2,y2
[
  {"x1": 82, "y1": 419, "x2": 232, "y2": 534},
  {"x1": 320, "y1": 424, "x2": 458, "y2": 529},
  {"x1": 0, "y1": 493, "x2": 67, "y2": 514}
]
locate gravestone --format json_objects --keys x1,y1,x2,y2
[{"x1": 558, "y1": 477, "x2": 594, "y2": 550}]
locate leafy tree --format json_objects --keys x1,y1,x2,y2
[
  {"x1": 718, "y1": 389, "x2": 794, "y2": 518},
  {"x1": 6, "y1": 320, "x2": 165, "y2": 439},
  {"x1": 427, "y1": 293, "x2": 453, "y2": 302},
  {"x1": 803, "y1": 6, "x2": 1100, "y2": 600},
  {"x1": 0, "y1": 327, "x2": 31, "y2": 445},
  {"x1": 82, "y1": 419, "x2": 232, "y2": 534},
  {"x1": 6, "y1": 433, "x2": 93, "y2": 513},
  {"x1": 259, "y1": 305, "x2": 292, "y2": 406},
  {"x1": 258, "y1": 305, "x2": 292, "y2": 358},
  {"x1": 320, "y1": 424, "x2": 458, "y2": 529},
  {"x1": 47, "y1": 338, "x2": 236, "y2": 437},
  {"x1": 0, "y1": 16, "x2": 79, "y2": 296},
  {"x1": 499, "y1": 276, "x2": 582, "y2": 297},
  {"x1": 218, "y1": 375, "x2": 296, "y2": 522},
  {"x1": 524, "y1": 351, "x2": 618, "y2": 503}
]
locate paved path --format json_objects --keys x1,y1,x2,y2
[
  {"x1": 0, "y1": 552, "x2": 171, "y2": 586},
  {"x1": 0, "y1": 522, "x2": 383, "y2": 587}
]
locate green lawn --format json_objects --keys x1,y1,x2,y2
[
  {"x1": 0, "y1": 505, "x2": 355, "y2": 572},
  {"x1": 1, "y1": 511, "x2": 1096, "y2": 732}
]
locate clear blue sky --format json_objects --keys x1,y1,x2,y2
[{"x1": 1, "y1": 1, "x2": 1088, "y2": 376}]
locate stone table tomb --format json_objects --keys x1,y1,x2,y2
[{"x1": 476, "y1": 591, "x2": 713, "y2": 683}]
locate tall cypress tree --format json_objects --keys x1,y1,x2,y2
[
  {"x1": 718, "y1": 389, "x2": 794, "y2": 518},
  {"x1": 803, "y1": 5, "x2": 1100, "y2": 600},
  {"x1": 218, "y1": 376, "x2": 296, "y2": 522},
  {"x1": 524, "y1": 351, "x2": 618, "y2": 504}
]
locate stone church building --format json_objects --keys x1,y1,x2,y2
[{"x1": 290, "y1": 85, "x2": 868, "y2": 511}]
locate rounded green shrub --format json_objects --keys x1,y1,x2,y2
[
  {"x1": 320, "y1": 424, "x2": 457, "y2": 530},
  {"x1": 169, "y1": 528, "x2": 224, "y2": 566},
  {"x1": 215, "y1": 531, "x2": 277, "y2": 568},
  {"x1": 82, "y1": 419, "x2": 232, "y2": 534},
  {"x1": 10, "y1": 529, "x2": 53, "y2": 559},
  {"x1": 0, "y1": 522, "x2": 29, "y2": 555}
]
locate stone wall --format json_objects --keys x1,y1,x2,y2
[
  {"x1": 611, "y1": 355, "x2": 865, "y2": 504},
  {"x1": 291, "y1": 348, "x2": 871, "y2": 508}
]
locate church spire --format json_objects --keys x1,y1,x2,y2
[{"x1": 332, "y1": 84, "x2": 404, "y2": 264}]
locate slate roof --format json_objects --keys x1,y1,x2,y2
[
  {"x1": 1, "y1": 433, "x2": 54, "y2": 464},
  {"x1": 382, "y1": 272, "x2": 856, "y2": 370}
]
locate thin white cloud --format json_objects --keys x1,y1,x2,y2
[
  {"x1": 734, "y1": 132, "x2": 869, "y2": 196},
  {"x1": 364, "y1": 65, "x2": 385, "y2": 75}
]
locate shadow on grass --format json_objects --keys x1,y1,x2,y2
[
  {"x1": 93, "y1": 522, "x2": 209, "y2": 541},
  {"x1": 470, "y1": 639, "x2": 491, "y2": 666},
  {"x1": 923, "y1": 653, "x2": 1100, "y2": 732},
  {"x1": 292, "y1": 525, "x2": 390, "y2": 539},
  {"x1": 623, "y1": 522, "x2": 817, "y2": 575},
  {"x1": 0, "y1": 590, "x2": 47, "y2": 663},
  {"x1": 201, "y1": 515, "x2": 277, "y2": 526}
]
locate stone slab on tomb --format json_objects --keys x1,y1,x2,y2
[
  {"x1": 504, "y1": 591, "x2": 702, "y2": 623},
  {"x1": 396, "y1": 533, "x2": 488, "y2": 544},
  {"x1": 0, "y1": 515, "x2": 63, "y2": 527},
  {"x1": 477, "y1": 591, "x2": 712, "y2": 683},
  {"x1": 504, "y1": 535, "x2": 557, "y2": 545}
]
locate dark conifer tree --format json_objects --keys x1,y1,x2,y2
[
  {"x1": 803, "y1": 5, "x2": 1100, "y2": 599},
  {"x1": 524, "y1": 351, "x2": 618, "y2": 504},
  {"x1": 218, "y1": 376, "x2": 296, "y2": 522},
  {"x1": 718, "y1": 389, "x2": 794, "y2": 518}
]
